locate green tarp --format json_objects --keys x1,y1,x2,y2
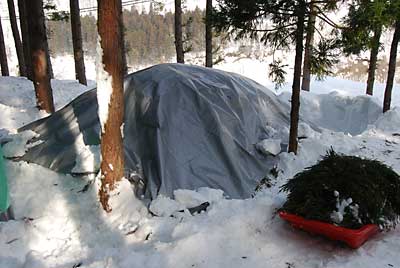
[{"x1": 0, "y1": 146, "x2": 9, "y2": 213}]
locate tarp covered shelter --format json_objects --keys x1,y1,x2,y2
[{"x1": 19, "y1": 64, "x2": 290, "y2": 199}]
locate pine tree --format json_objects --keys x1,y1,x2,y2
[
  {"x1": 0, "y1": 13, "x2": 9, "y2": 76},
  {"x1": 97, "y1": 0, "x2": 125, "y2": 212},
  {"x1": 18, "y1": 0, "x2": 33, "y2": 80},
  {"x1": 213, "y1": 0, "x2": 337, "y2": 154},
  {"x1": 175, "y1": 0, "x2": 184, "y2": 63},
  {"x1": 301, "y1": 1, "x2": 316, "y2": 91},
  {"x1": 205, "y1": 0, "x2": 213, "y2": 67},
  {"x1": 289, "y1": 1, "x2": 306, "y2": 154},
  {"x1": 341, "y1": 0, "x2": 391, "y2": 96},
  {"x1": 26, "y1": 0, "x2": 55, "y2": 113},
  {"x1": 7, "y1": 0, "x2": 26, "y2": 76},
  {"x1": 70, "y1": 0, "x2": 87, "y2": 85},
  {"x1": 383, "y1": 1, "x2": 400, "y2": 113}
]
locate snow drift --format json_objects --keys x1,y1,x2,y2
[{"x1": 18, "y1": 64, "x2": 290, "y2": 199}]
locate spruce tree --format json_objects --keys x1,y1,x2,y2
[
  {"x1": 383, "y1": 1, "x2": 400, "y2": 113},
  {"x1": 341, "y1": 0, "x2": 392, "y2": 96},
  {"x1": 213, "y1": 0, "x2": 339, "y2": 154}
]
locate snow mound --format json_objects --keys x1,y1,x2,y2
[
  {"x1": 0, "y1": 76, "x2": 92, "y2": 111},
  {"x1": 279, "y1": 91, "x2": 383, "y2": 135},
  {"x1": 372, "y1": 107, "x2": 400, "y2": 133}
]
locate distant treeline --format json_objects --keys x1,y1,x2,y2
[{"x1": 47, "y1": 7, "x2": 207, "y2": 65}]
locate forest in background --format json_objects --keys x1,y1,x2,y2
[
  {"x1": 47, "y1": 6, "x2": 212, "y2": 66},
  {"x1": 45, "y1": 4, "x2": 400, "y2": 83}
]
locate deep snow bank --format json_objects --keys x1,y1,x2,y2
[
  {"x1": 1, "y1": 73, "x2": 400, "y2": 268},
  {"x1": 278, "y1": 91, "x2": 385, "y2": 135}
]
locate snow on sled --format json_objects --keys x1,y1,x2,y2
[
  {"x1": 279, "y1": 211, "x2": 379, "y2": 249},
  {"x1": 14, "y1": 63, "x2": 294, "y2": 199}
]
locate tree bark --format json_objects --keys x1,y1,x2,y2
[
  {"x1": 301, "y1": 1, "x2": 316, "y2": 92},
  {"x1": 70, "y1": 0, "x2": 87, "y2": 85},
  {"x1": 174, "y1": 0, "x2": 184, "y2": 63},
  {"x1": 26, "y1": 0, "x2": 55, "y2": 113},
  {"x1": 122, "y1": 14, "x2": 128, "y2": 75},
  {"x1": 366, "y1": 26, "x2": 382, "y2": 96},
  {"x1": 7, "y1": 0, "x2": 26, "y2": 77},
  {"x1": 97, "y1": 0, "x2": 125, "y2": 212},
  {"x1": 18, "y1": 0, "x2": 33, "y2": 80},
  {"x1": 0, "y1": 13, "x2": 9, "y2": 76},
  {"x1": 288, "y1": 1, "x2": 306, "y2": 154},
  {"x1": 205, "y1": 0, "x2": 213, "y2": 67},
  {"x1": 45, "y1": 41, "x2": 54, "y2": 79},
  {"x1": 383, "y1": 20, "x2": 400, "y2": 113}
]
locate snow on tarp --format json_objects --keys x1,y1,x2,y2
[{"x1": 18, "y1": 64, "x2": 290, "y2": 199}]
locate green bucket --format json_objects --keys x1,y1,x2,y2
[{"x1": 0, "y1": 146, "x2": 9, "y2": 213}]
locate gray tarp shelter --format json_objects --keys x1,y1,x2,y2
[{"x1": 19, "y1": 64, "x2": 290, "y2": 199}]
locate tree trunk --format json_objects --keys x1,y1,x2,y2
[
  {"x1": 0, "y1": 14, "x2": 9, "y2": 76},
  {"x1": 174, "y1": 0, "x2": 184, "y2": 63},
  {"x1": 97, "y1": 0, "x2": 125, "y2": 212},
  {"x1": 7, "y1": 0, "x2": 26, "y2": 77},
  {"x1": 366, "y1": 26, "x2": 382, "y2": 96},
  {"x1": 122, "y1": 17, "x2": 128, "y2": 75},
  {"x1": 205, "y1": 0, "x2": 213, "y2": 67},
  {"x1": 45, "y1": 41, "x2": 54, "y2": 79},
  {"x1": 26, "y1": 0, "x2": 55, "y2": 113},
  {"x1": 301, "y1": 1, "x2": 316, "y2": 92},
  {"x1": 383, "y1": 20, "x2": 400, "y2": 113},
  {"x1": 70, "y1": 0, "x2": 87, "y2": 85},
  {"x1": 18, "y1": 0, "x2": 33, "y2": 80},
  {"x1": 288, "y1": 1, "x2": 306, "y2": 154}
]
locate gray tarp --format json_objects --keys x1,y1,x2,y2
[{"x1": 20, "y1": 63, "x2": 290, "y2": 199}]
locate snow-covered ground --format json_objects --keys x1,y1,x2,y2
[{"x1": 1, "y1": 63, "x2": 400, "y2": 268}]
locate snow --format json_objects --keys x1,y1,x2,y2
[
  {"x1": 1, "y1": 64, "x2": 400, "y2": 267},
  {"x1": 71, "y1": 142, "x2": 100, "y2": 174},
  {"x1": 330, "y1": 192, "x2": 353, "y2": 224},
  {"x1": 2, "y1": 131, "x2": 39, "y2": 158},
  {"x1": 149, "y1": 195, "x2": 183, "y2": 217},
  {"x1": 256, "y1": 138, "x2": 282, "y2": 156},
  {"x1": 96, "y1": 36, "x2": 113, "y2": 133}
]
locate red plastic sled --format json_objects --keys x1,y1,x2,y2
[{"x1": 278, "y1": 211, "x2": 379, "y2": 249}]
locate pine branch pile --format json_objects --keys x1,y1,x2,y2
[{"x1": 280, "y1": 150, "x2": 400, "y2": 230}]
